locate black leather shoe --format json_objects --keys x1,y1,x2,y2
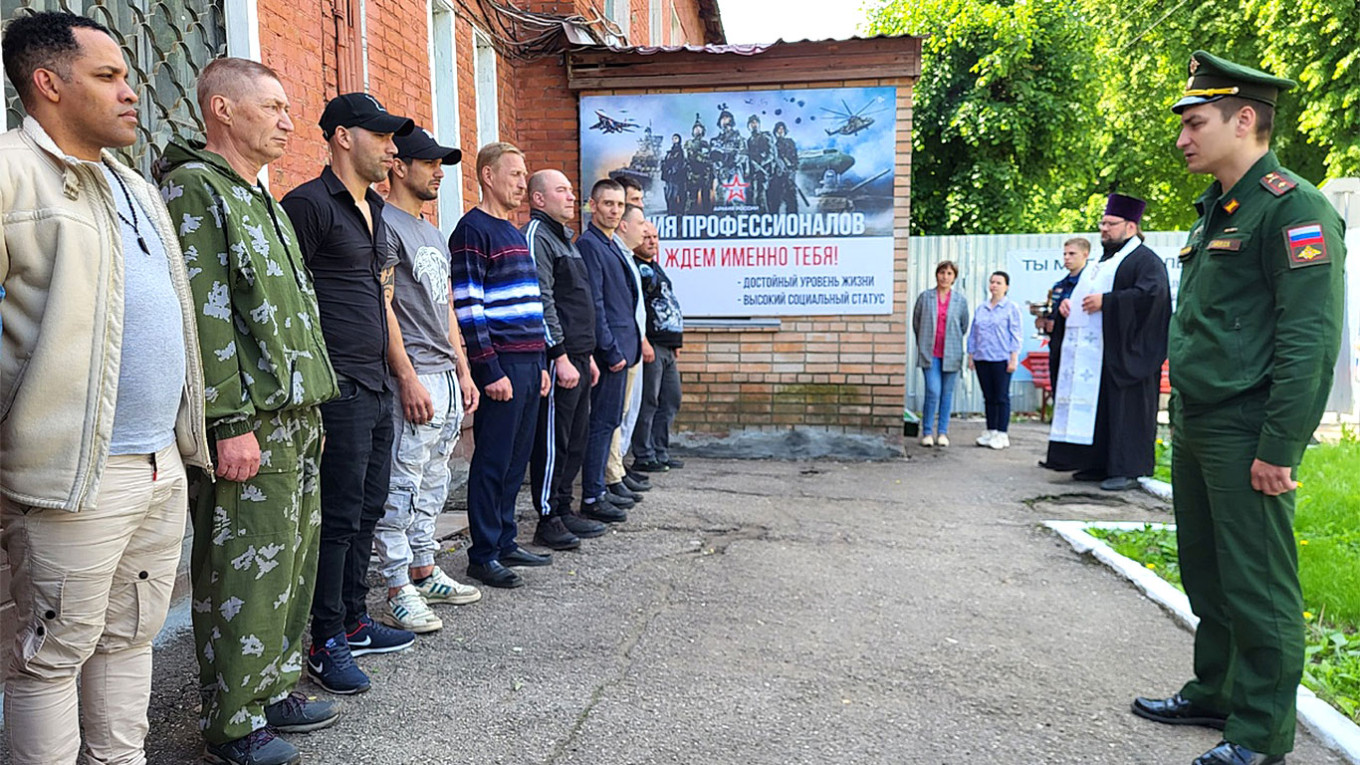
[
  {"x1": 632, "y1": 459, "x2": 670, "y2": 473},
  {"x1": 466, "y1": 561, "x2": 524, "y2": 588},
  {"x1": 664, "y1": 457, "x2": 685, "y2": 469},
  {"x1": 1193, "y1": 742, "x2": 1285, "y2": 765},
  {"x1": 1073, "y1": 468, "x2": 1106, "y2": 482},
  {"x1": 1101, "y1": 475, "x2": 1139, "y2": 491},
  {"x1": 500, "y1": 547, "x2": 552, "y2": 567},
  {"x1": 603, "y1": 487, "x2": 634, "y2": 509},
  {"x1": 622, "y1": 473, "x2": 652, "y2": 492},
  {"x1": 561, "y1": 510, "x2": 607, "y2": 538},
  {"x1": 532, "y1": 516, "x2": 580, "y2": 550},
  {"x1": 581, "y1": 498, "x2": 627, "y2": 523},
  {"x1": 609, "y1": 482, "x2": 642, "y2": 502},
  {"x1": 1131, "y1": 693, "x2": 1227, "y2": 729}
]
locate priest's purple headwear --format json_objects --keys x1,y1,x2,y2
[{"x1": 1104, "y1": 193, "x2": 1147, "y2": 223}]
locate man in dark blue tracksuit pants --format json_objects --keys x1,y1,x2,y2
[{"x1": 576, "y1": 179, "x2": 640, "y2": 523}]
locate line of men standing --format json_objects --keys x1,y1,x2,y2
[{"x1": 0, "y1": 11, "x2": 684, "y2": 765}]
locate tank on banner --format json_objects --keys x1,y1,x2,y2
[{"x1": 580, "y1": 86, "x2": 898, "y2": 317}]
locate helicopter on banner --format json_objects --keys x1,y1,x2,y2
[{"x1": 820, "y1": 98, "x2": 889, "y2": 137}]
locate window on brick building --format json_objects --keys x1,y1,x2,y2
[
  {"x1": 429, "y1": 0, "x2": 464, "y2": 223},
  {"x1": 649, "y1": 0, "x2": 661, "y2": 45},
  {"x1": 603, "y1": 0, "x2": 629, "y2": 43},
  {"x1": 1, "y1": 0, "x2": 227, "y2": 175},
  {"x1": 473, "y1": 30, "x2": 498, "y2": 149},
  {"x1": 670, "y1": 6, "x2": 683, "y2": 45}
]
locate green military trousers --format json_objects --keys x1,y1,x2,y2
[
  {"x1": 1172, "y1": 392, "x2": 1303, "y2": 756},
  {"x1": 190, "y1": 407, "x2": 324, "y2": 744}
]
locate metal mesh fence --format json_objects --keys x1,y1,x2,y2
[{"x1": 2, "y1": 0, "x2": 226, "y2": 173}]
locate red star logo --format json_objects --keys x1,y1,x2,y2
[{"x1": 720, "y1": 171, "x2": 749, "y2": 203}]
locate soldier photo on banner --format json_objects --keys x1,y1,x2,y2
[{"x1": 579, "y1": 86, "x2": 897, "y2": 318}]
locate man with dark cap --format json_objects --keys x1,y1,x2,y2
[
  {"x1": 281, "y1": 93, "x2": 419, "y2": 694},
  {"x1": 1044, "y1": 193, "x2": 1170, "y2": 491},
  {"x1": 1131, "y1": 51, "x2": 1347, "y2": 765},
  {"x1": 373, "y1": 127, "x2": 484, "y2": 635}
]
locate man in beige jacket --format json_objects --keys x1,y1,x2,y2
[{"x1": 0, "y1": 12, "x2": 210, "y2": 763}]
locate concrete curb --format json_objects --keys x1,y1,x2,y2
[
  {"x1": 1045, "y1": 520, "x2": 1360, "y2": 765},
  {"x1": 1138, "y1": 476, "x2": 1174, "y2": 502}
]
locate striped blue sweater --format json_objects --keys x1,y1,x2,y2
[{"x1": 449, "y1": 207, "x2": 546, "y2": 387}]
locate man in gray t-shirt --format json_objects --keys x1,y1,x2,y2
[{"x1": 373, "y1": 128, "x2": 483, "y2": 634}]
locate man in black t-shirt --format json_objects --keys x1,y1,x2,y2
[{"x1": 280, "y1": 93, "x2": 417, "y2": 696}]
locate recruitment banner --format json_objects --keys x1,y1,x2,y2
[{"x1": 579, "y1": 85, "x2": 897, "y2": 316}]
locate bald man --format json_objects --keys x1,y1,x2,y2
[
  {"x1": 525, "y1": 170, "x2": 608, "y2": 549},
  {"x1": 159, "y1": 57, "x2": 340, "y2": 764}
]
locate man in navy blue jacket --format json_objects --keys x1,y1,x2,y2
[{"x1": 576, "y1": 179, "x2": 640, "y2": 522}]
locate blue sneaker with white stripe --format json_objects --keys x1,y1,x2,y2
[
  {"x1": 345, "y1": 613, "x2": 415, "y2": 657},
  {"x1": 307, "y1": 633, "x2": 370, "y2": 695}
]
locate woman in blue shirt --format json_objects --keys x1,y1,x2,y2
[{"x1": 967, "y1": 271, "x2": 1023, "y2": 449}]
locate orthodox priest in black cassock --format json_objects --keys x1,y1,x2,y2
[{"x1": 1044, "y1": 194, "x2": 1171, "y2": 491}]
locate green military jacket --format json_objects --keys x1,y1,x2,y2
[
  {"x1": 1169, "y1": 150, "x2": 1346, "y2": 467},
  {"x1": 158, "y1": 141, "x2": 338, "y2": 440}
]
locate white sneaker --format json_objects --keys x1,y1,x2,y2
[
  {"x1": 384, "y1": 584, "x2": 443, "y2": 634},
  {"x1": 415, "y1": 566, "x2": 482, "y2": 605},
  {"x1": 936, "y1": 434, "x2": 950, "y2": 448},
  {"x1": 976, "y1": 430, "x2": 995, "y2": 447},
  {"x1": 920, "y1": 434, "x2": 935, "y2": 447},
  {"x1": 989, "y1": 432, "x2": 1010, "y2": 450}
]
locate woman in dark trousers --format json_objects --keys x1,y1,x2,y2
[{"x1": 967, "y1": 271, "x2": 1023, "y2": 450}]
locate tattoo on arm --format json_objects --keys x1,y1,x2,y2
[{"x1": 381, "y1": 266, "x2": 395, "y2": 302}]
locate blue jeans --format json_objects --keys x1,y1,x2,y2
[{"x1": 921, "y1": 357, "x2": 958, "y2": 436}]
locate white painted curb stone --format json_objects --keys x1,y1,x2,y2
[
  {"x1": 1138, "y1": 476, "x2": 1173, "y2": 502},
  {"x1": 1046, "y1": 520, "x2": 1360, "y2": 765}
]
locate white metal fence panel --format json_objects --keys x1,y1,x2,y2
[{"x1": 905, "y1": 231, "x2": 1189, "y2": 416}]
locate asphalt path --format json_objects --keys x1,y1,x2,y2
[{"x1": 6, "y1": 421, "x2": 1344, "y2": 764}]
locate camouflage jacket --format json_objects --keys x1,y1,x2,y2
[{"x1": 158, "y1": 141, "x2": 337, "y2": 440}]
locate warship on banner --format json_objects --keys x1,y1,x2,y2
[{"x1": 608, "y1": 126, "x2": 663, "y2": 192}]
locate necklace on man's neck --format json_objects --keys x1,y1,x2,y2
[{"x1": 105, "y1": 164, "x2": 151, "y2": 256}]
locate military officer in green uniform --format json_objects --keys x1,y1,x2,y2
[{"x1": 1130, "y1": 52, "x2": 1347, "y2": 765}]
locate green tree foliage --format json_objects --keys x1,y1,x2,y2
[
  {"x1": 864, "y1": 0, "x2": 1102, "y2": 235},
  {"x1": 1249, "y1": 0, "x2": 1360, "y2": 176},
  {"x1": 1078, "y1": 0, "x2": 1328, "y2": 230},
  {"x1": 864, "y1": 0, "x2": 1346, "y2": 234}
]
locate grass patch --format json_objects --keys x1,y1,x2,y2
[{"x1": 1086, "y1": 436, "x2": 1360, "y2": 722}]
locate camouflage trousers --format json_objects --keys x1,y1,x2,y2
[{"x1": 189, "y1": 407, "x2": 323, "y2": 744}]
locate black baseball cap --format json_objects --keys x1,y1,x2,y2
[
  {"x1": 394, "y1": 127, "x2": 462, "y2": 165},
  {"x1": 319, "y1": 93, "x2": 415, "y2": 138}
]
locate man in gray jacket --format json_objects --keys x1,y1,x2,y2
[{"x1": 0, "y1": 12, "x2": 210, "y2": 763}]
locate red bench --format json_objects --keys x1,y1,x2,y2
[{"x1": 1021, "y1": 351, "x2": 1052, "y2": 422}]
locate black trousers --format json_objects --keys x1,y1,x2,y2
[
  {"x1": 974, "y1": 360, "x2": 1013, "y2": 432},
  {"x1": 312, "y1": 375, "x2": 394, "y2": 642},
  {"x1": 631, "y1": 345, "x2": 682, "y2": 462},
  {"x1": 583, "y1": 365, "x2": 627, "y2": 500},
  {"x1": 466, "y1": 359, "x2": 543, "y2": 565},
  {"x1": 531, "y1": 353, "x2": 591, "y2": 516}
]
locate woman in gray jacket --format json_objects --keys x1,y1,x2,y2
[{"x1": 912, "y1": 261, "x2": 969, "y2": 446}]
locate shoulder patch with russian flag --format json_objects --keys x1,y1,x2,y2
[{"x1": 1284, "y1": 222, "x2": 1329, "y2": 268}]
